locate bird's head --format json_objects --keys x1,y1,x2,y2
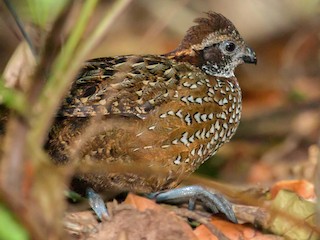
[{"x1": 170, "y1": 12, "x2": 257, "y2": 78}]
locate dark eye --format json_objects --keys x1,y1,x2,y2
[{"x1": 224, "y1": 41, "x2": 236, "y2": 52}]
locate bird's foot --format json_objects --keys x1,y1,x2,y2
[
  {"x1": 148, "y1": 185, "x2": 237, "y2": 223},
  {"x1": 86, "y1": 188, "x2": 109, "y2": 221}
]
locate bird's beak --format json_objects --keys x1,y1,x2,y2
[{"x1": 242, "y1": 47, "x2": 257, "y2": 64}]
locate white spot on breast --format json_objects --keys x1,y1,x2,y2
[
  {"x1": 190, "y1": 84, "x2": 197, "y2": 89},
  {"x1": 180, "y1": 132, "x2": 189, "y2": 146},
  {"x1": 174, "y1": 90, "x2": 179, "y2": 98},
  {"x1": 160, "y1": 113, "x2": 167, "y2": 118},
  {"x1": 194, "y1": 112, "x2": 201, "y2": 123},
  {"x1": 148, "y1": 126, "x2": 156, "y2": 130},
  {"x1": 219, "y1": 128, "x2": 225, "y2": 138},
  {"x1": 223, "y1": 123, "x2": 228, "y2": 129},
  {"x1": 135, "y1": 90, "x2": 143, "y2": 96},
  {"x1": 161, "y1": 145, "x2": 170, "y2": 148},
  {"x1": 144, "y1": 146, "x2": 153, "y2": 149},
  {"x1": 187, "y1": 96, "x2": 195, "y2": 103},
  {"x1": 209, "y1": 124, "x2": 215, "y2": 133},
  {"x1": 185, "y1": 158, "x2": 190, "y2": 163},
  {"x1": 174, "y1": 155, "x2": 182, "y2": 165},
  {"x1": 191, "y1": 149, "x2": 196, "y2": 156},
  {"x1": 220, "y1": 112, "x2": 227, "y2": 120},
  {"x1": 172, "y1": 139, "x2": 179, "y2": 145},
  {"x1": 184, "y1": 113, "x2": 192, "y2": 125},
  {"x1": 176, "y1": 110, "x2": 183, "y2": 119},
  {"x1": 214, "y1": 131, "x2": 219, "y2": 141},
  {"x1": 201, "y1": 128, "x2": 206, "y2": 139},
  {"x1": 208, "y1": 113, "x2": 214, "y2": 120},
  {"x1": 136, "y1": 132, "x2": 144, "y2": 137},
  {"x1": 183, "y1": 82, "x2": 191, "y2": 87},
  {"x1": 222, "y1": 135, "x2": 227, "y2": 142},
  {"x1": 189, "y1": 134, "x2": 195, "y2": 143},
  {"x1": 195, "y1": 98, "x2": 203, "y2": 104},
  {"x1": 167, "y1": 110, "x2": 174, "y2": 115},
  {"x1": 215, "y1": 120, "x2": 220, "y2": 130},
  {"x1": 196, "y1": 81, "x2": 204, "y2": 85},
  {"x1": 205, "y1": 130, "x2": 211, "y2": 138},
  {"x1": 149, "y1": 99, "x2": 155, "y2": 105},
  {"x1": 223, "y1": 98, "x2": 228, "y2": 104},
  {"x1": 197, "y1": 144, "x2": 204, "y2": 156},
  {"x1": 181, "y1": 96, "x2": 188, "y2": 104},
  {"x1": 203, "y1": 148, "x2": 208, "y2": 156},
  {"x1": 203, "y1": 97, "x2": 211, "y2": 102},
  {"x1": 195, "y1": 130, "x2": 201, "y2": 139},
  {"x1": 200, "y1": 114, "x2": 207, "y2": 122}
]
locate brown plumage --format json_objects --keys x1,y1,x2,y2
[{"x1": 46, "y1": 12, "x2": 257, "y2": 194}]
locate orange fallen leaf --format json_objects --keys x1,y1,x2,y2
[
  {"x1": 194, "y1": 218, "x2": 280, "y2": 240},
  {"x1": 194, "y1": 225, "x2": 218, "y2": 240},
  {"x1": 270, "y1": 180, "x2": 315, "y2": 199},
  {"x1": 124, "y1": 193, "x2": 163, "y2": 212}
]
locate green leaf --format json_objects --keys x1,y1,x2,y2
[
  {"x1": 0, "y1": 77, "x2": 28, "y2": 115},
  {"x1": 0, "y1": 202, "x2": 29, "y2": 240},
  {"x1": 27, "y1": 0, "x2": 67, "y2": 27}
]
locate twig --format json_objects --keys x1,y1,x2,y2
[
  {"x1": 171, "y1": 207, "x2": 231, "y2": 240},
  {"x1": 315, "y1": 138, "x2": 320, "y2": 226},
  {"x1": 3, "y1": 0, "x2": 37, "y2": 57}
]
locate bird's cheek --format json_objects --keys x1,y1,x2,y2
[{"x1": 202, "y1": 47, "x2": 221, "y2": 63}]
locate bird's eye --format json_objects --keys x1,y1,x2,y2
[{"x1": 223, "y1": 41, "x2": 236, "y2": 53}]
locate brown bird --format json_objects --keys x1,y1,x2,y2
[{"x1": 46, "y1": 12, "x2": 256, "y2": 222}]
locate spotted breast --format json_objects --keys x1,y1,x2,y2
[{"x1": 46, "y1": 12, "x2": 256, "y2": 194}]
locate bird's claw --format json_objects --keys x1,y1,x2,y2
[
  {"x1": 86, "y1": 188, "x2": 109, "y2": 221},
  {"x1": 148, "y1": 185, "x2": 237, "y2": 223}
]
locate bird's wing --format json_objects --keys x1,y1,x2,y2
[{"x1": 58, "y1": 55, "x2": 183, "y2": 119}]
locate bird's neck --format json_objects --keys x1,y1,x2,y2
[{"x1": 164, "y1": 48, "x2": 202, "y2": 68}]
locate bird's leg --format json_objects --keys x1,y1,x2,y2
[
  {"x1": 147, "y1": 185, "x2": 237, "y2": 223},
  {"x1": 86, "y1": 188, "x2": 109, "y2": 221}
]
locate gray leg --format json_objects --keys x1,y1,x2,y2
[
  {"x1": 148, "y1": 185, "x2": 237, "y2": 223},
  {"x1": 86, "y1": 188, "x2": 109, "y2": 220}
]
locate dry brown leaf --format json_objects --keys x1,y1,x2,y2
[{"x1": 269, "y1": 190, "x2": 318, "y2": 239}]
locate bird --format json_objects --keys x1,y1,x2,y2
[{"x1": 46, "y1": 12, "x2": 257, "y2": 222}]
